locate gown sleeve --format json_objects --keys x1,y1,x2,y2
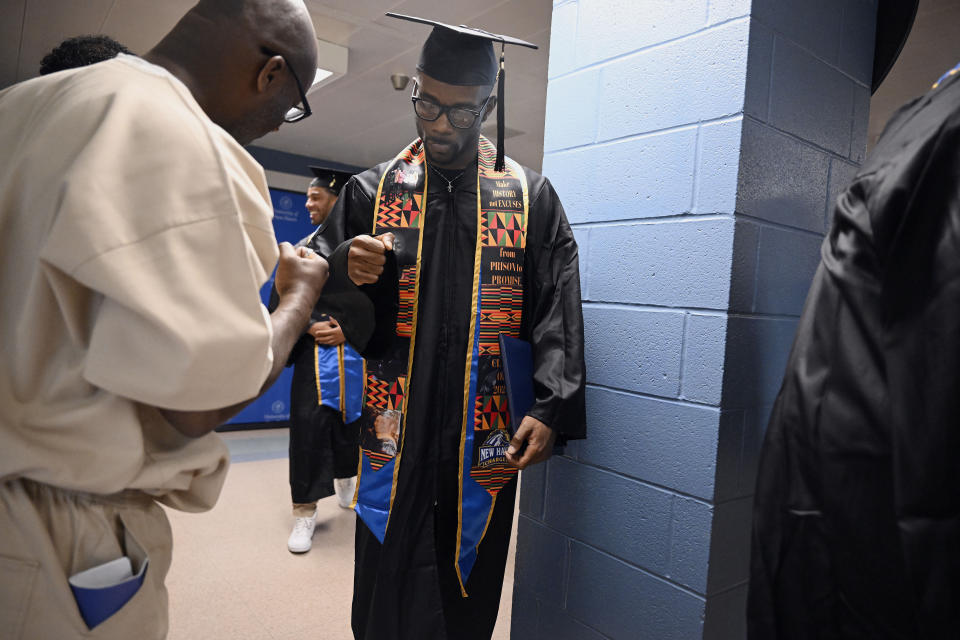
[
  {"x1": 522, "y1": 176, "x2": 587, "y2": 441},
  {"x1": 312, "y1": 174, "x2": 399, "y2": 359},
  {"x1": 880, "y1": 115, "x2": 960, "y2": 627}
]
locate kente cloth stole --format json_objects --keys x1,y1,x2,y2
[
  {"x1": 352, "y1": 137, "x2": 529, "y2": 593},
  {"x1": 314, "y1": 343, "x2": 364, "y2": 423}
]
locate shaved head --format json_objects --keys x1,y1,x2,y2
[
  {"x1": 145, "y1": 0, "x2": 318, "y2": 145},
  {"x1": 193, "y1": 0, "x2": 317, "y2": 80}
]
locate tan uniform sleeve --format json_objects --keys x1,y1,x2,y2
[
  {"x1": 38, "y1": 82, "x2": 277, "y2": 411},
  {"x1": 71, "y1": 214, "x2": 275, "y2": 411}
]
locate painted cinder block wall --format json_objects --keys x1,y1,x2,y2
[{"x1": 511, "y1": 1, "x2": 877, "y2": 638}]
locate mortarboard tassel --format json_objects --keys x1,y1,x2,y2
[{"x1": 495, "y1": 44, "x2": 505, "y2": 173}]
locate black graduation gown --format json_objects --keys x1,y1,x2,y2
[
  {"x1": 748, "y1": 72, "x2": 960, "y2": 638},
  {"x1": 314, "y1": 158, "x2": 586, "y2": 640},
  {"x1": 279, "y1": 233, "x2": 360, "y2": 504},
  {"x1": 287, "y1": 334, "x2": 360, "y2": 502}
]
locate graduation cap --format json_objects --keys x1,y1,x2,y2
[
  {"x1": 386, "y1": 12, "x2": 538, "y2": 172},
  {"x1": 871, "y1": 0, "x2": 919, "y2": 93},
  {"x1": 308, "y1": 165, "x2": 353, "y2": 195}
]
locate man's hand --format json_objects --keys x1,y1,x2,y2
[
  {"x1": 348, "y1": 233, "x2": 395, "y2": 286},
  {"x1": 309, "y1": 319, "x2": 345, "y2": 346},
  {"x1": 274, "y1": 242, "x2": 328, "y2": 302},
  {"x1": 159, "y1": 245, "x2": 328, "y2": 439},
  {"x1": 506, "y1": 416, "x2": 557, "y2": 470}
]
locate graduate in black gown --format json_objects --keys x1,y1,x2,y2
[
  {"x1": 311, "y1": 14, "x2": 586, "y2": 640},
  {"x1": 749, "y1": 62, "x2": 960, "y2": 639},
  {"x1": 284, "y1": 166, "x2": 364, "y2": 555}
]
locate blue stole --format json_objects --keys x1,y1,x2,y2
[{"x1": 315, "y1": 342, "x2": 364, "y2": 423}]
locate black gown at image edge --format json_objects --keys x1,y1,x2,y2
[{"x1": 749, "y1": 71, "x2": 960, "y2": 639}]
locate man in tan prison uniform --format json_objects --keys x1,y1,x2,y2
[{"x1": 0, "y1": 1, "x2": 325, "y2": 637}]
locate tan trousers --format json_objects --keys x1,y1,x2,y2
[{"x1": 0, "y1": 479, "x2": 172, "y2": 639}]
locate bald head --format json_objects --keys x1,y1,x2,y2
[
  {"x1": 193, "y1": 0, "x2": 317, "y2": 80},
  {"x1": 145, "y1": 0, "x2": 318, "y2": 145}
]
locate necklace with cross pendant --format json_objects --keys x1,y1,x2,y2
[{"x1": 430, "y1": 165, "x2": 465, "y2": 193}]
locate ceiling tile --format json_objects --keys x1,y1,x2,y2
[
  {"x1": 310, "y1": 12, "x2": 358, "y2": 46},
  {"x1": 16, "y1": 0, "x2": 116, "y2": 81},
  {"x1": 308, "y1": 0, "x2": 396, "y2": 23},
  {"x1": 468, "y1": 0, "x2": 552, "y2": 42},
  {"x1": 380, "y1": 0, "x2": 478, "y2": 27},
  {"x1": 99, "y1": 0, "x2": 194, "y2": 54},
  {"x1": 341, "y1": 25, "x2": 418, "y2": 79},
  {"x1": 0, "y1": 0, "x2": 26, "y2": 88}
]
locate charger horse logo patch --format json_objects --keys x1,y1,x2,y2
[{"x1": 477, "y1": 429, "x2": 511, "y2": 467}]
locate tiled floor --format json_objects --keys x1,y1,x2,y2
[
  {"x1": 164, "y1": 428, "x2": 516, "y2": 639},
  {"x1": 220, "y1": 427, "x2": 291, "y2": 462}
]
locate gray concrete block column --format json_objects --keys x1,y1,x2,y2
[{"x1": 511, "y1": 1, "x2": 878, "y2": 638}]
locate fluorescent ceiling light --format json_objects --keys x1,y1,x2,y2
[
  {"x1": 312, "y1": 69, "x2": 333, "y2": 86},
  {"x1": 306, "y1": 39, "x2": 347, "y2": 95}
]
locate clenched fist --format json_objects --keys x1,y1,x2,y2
[
  {"x1": 274, "y1": 242, "x2": 328, "y2": 303},
  {"x1": 348, "y1": 233, "x2": 395, "y2": 286}
]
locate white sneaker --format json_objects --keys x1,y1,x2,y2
[
  {"x1": 333, "y1": 476, "x2": 357, "y2": 509},
  {"x1": 287, "y1": 510, "x2": 317, "y2": 553}
]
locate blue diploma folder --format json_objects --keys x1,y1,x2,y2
[
  {"x1": 499, "y1": 334, "x2": 535, "y2": 435},
  {"x1": 68, "y1": 556, "x2": 148, "y2": 629}
]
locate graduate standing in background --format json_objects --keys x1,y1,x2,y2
[
  {"x1": 286, "y1": 166, "x2": 364, "y2": 554},
  {"x1": 0, "y1": 1, "x2": 327, "y2": 637},
  {"x1": 749, "y1": 62, "x2": 960, "y2": 639},
  {"x1": 312, "y1": 14, "x2": 586, "y2": 639}
]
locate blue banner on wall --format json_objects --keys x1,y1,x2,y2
[{"x1": 227, "y1": 187, "x2": 317, "y2": 426}]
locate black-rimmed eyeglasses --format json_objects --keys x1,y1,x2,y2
[
  {"x1": 261, "y1": 47, "x2": 312, "y2": 123},
  {"x1": 411, "y1": 81, "x2": 492, "y2": 129}
]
